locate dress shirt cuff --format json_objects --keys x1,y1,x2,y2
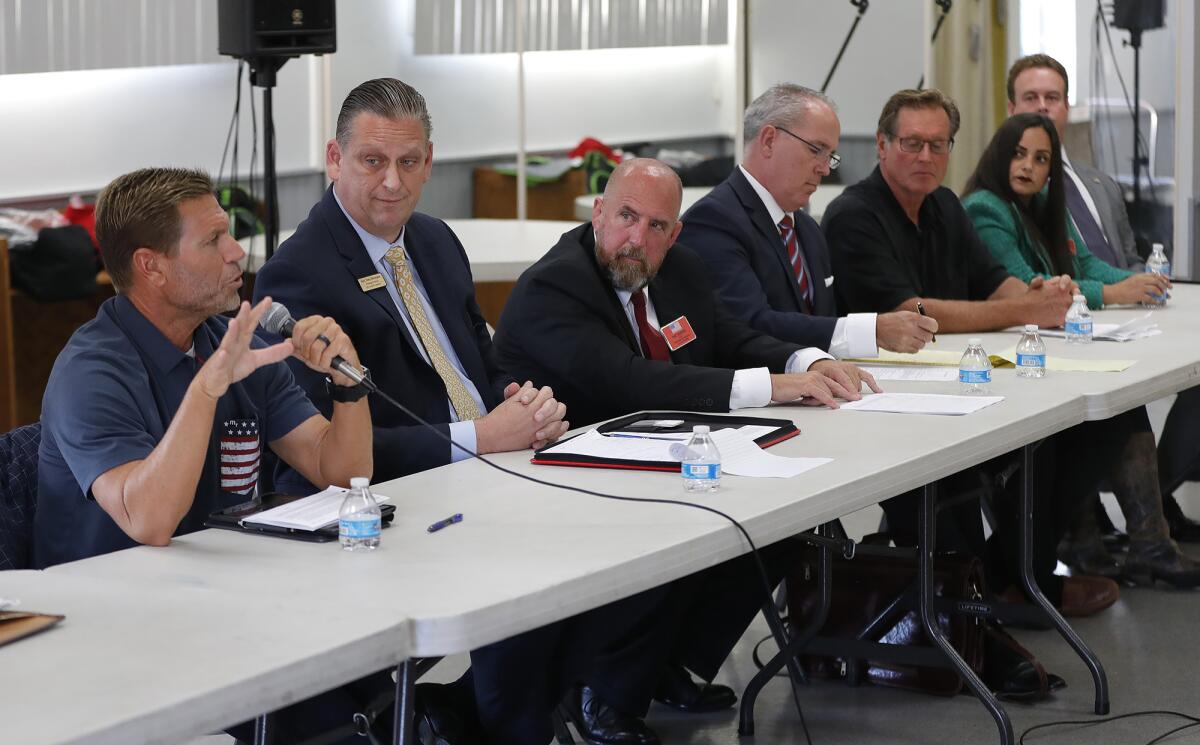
[
  {"x1": 449, "y1": 421, "x2": 479, "y2": 463},
  {"x1": 730, "y1": 368, "x2": 773, "y2": 410},
  {"x1": 827, "y1": 313, "x2": 878, "y2": 359},
  {"x1": 787, "y1": 348, "x2": 834, "y2": 374}
]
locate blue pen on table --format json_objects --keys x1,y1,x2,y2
[
  {"x1": 427, "y1": 513, "x2": 463, "y2": 533},
  {"x1": 916, "y1": 301, "x2": 936, "y2": 342}
]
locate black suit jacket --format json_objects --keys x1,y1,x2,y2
[
  {"x1": 681, "y1": 168, "x2": 838, "y2": 350},
  {"x1": 494, "y1": 224, "x2": 802, "y2": 428},
  {"x1": 253, "y1": 187, "x2": 512, "y2": 489}
]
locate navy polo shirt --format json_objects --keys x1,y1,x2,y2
[{"x1": 34, "y1": 296, "x2": 317, "y2": 568}]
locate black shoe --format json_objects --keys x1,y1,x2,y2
[
  {"x1": 1058, "y1": 539, "x2": 1123, "y2": 579},
  {"x1": 652, "y1": 664, "x2": 737, "y2": 713},
  {"x1": 1164, "y1": 495, "x2": 1200, "y2": 543},
  {"x1": 558, "y1": 686, "x2": 660, "y2": 745},
  {"x1": 1124, "y1": 540, "x2": 1200, "y2": 588},
  {"x1": 415, "y1": 683, "x2": 474, "y2": 745},
  {"x1": 983, "y1": 626, "x2": 1064, "y2": 703},
  {"x1": 1095, "y1": 499, "x2": 1129, "y2": 549}
]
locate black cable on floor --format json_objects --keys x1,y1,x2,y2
[{"x1": 1019, "y1": 710, "x2": 1200, "y2": 745}]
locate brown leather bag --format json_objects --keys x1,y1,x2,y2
[{"x1": 787, "y1": 550, "x2": 987, "y2": 696}]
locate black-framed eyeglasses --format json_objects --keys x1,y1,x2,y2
[
  {"x1": 773, "y1": 125, "x2": 842, "y2": 170},
  {"x1": 891, "y1": 135, "x2": 955, "y2": 155}
]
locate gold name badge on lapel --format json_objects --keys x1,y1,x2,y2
[{"x1": 358, "y1": 274, "x2": 386, "y2": 292}]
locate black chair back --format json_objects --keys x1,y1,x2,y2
[{"x1": 0, "y1": 422, "x2": 41, "y2": 570}]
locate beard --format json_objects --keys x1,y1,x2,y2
[{"x1": 595, "y1": 237, "x2": 655, "y2": 292}]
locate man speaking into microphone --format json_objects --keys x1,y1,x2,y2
[{"x1": 36, "y1": 166, "x2": 372, "y2": 567}]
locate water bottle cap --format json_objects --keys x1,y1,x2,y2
[
  {"x1": 350, "y1": 477, "x2": 370, "y2": 489},
  {"x1": 968, "y1": 337, "x2": 982, "y2": 346},
  {"x1": 1024, "y1": 324, "x2": 1038, "y2": 332},
  {"x1": 693, "y1": 425, "x2": 710, "y2": 434},
  {"x1": 1073, "y1": 294, "x2": 1086, "y2": 302}
]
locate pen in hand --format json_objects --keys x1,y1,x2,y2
[
  {"x1": 916, "y1": 301, "x2": 936, "y2": 342},
  {"x1": 427, "y1": 513, "x2": 463, "y2": 533}
]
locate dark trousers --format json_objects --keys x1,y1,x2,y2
[
  {"x1": 1159, "y1": 385, "x2": 1200, "y2": 496},
  {"x1": 465, "y1": 582, "x2": 677, "y2": 745}
]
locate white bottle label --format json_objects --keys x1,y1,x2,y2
[
  {"x1": 959, "y1": 369, "x2": 990, "y2": 384},
  {"x1": 682, "y1": 463, "x2": 720, "y2": 479}
]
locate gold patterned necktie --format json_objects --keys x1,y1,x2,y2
[{"x1": 384, "y1": 244, "x2": 483, "y2": 421}]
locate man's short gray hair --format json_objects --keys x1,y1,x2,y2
[
  {"x1": 335, "y1": 78, "x2": 432, "y2": 145},
  {"x1": 743, "y1": 84, "x2": 836, "y2": 145}
]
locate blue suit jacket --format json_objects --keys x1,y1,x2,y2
[
  {"x1": 681, "y1": 168, "x2": 839, "y2": 350},
  {"x1": 253, "y1": 187, "x2": 513, "y2": 489}
]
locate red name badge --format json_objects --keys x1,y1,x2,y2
[{"x1": 659, "y1": 315, "x2": 697, "y2": 351}]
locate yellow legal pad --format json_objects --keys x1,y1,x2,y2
[{"x1": 847, "y1": 348, "x2": 1135, "y2": 373}]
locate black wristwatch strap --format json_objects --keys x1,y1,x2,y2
[{"x1": 327, "y1": 367, "x2": 372, "y2": 403}]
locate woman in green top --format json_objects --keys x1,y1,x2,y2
[
  {"x1": 962, "y1": 113, "x2": 1168, "y2": 308},
  {"x1": 956, "y1": 113, "x2": 1198, "y2": 588}
]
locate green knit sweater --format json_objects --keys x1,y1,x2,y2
[{"x1": 962, "y1": 189, "x2": 1130, "y2": 309}]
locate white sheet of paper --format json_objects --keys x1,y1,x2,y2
[
  {"x1": 857, "y1": 366, "x2": 959, "y2": 382},
  {"x1": 709, "y1": 429, "x2": 832, "y2": 478},
  {"x1": 839, "y1": 392, "x2": 1004, "y2": 416},
  {"x1": 736, "y1": 424, "x2": 781, "y2": 440},
  {"x1": 541, "y1": 430, "x2": 677, "y2": 461},
  {"x1": 243, "y1": 486, "x2": 389, "y2": 531}
]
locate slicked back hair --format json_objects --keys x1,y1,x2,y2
[
  {"x1": 877, "y1": 88, "x2": 961, "y2": 140},
  {"x1": 335, "y1": 78, "x2": 432, "y2": 145}
]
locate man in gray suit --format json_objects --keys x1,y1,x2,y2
[{"x1": 1007, "y1": 53, "x2": 1200, "y2": 545}]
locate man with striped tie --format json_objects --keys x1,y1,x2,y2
[{"x1": 681, "y1": 84, "x2": 938, "y2": 356}]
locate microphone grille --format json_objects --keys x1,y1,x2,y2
[{"x1": 260, "y1": 302, "x2": 294, "y2": 336}]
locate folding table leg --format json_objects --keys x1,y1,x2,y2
[
  {"x1": 394, "y1": 659, "x2": 416, "y2": 745},
  {"x1": 738, "y1": 526, "x2": 834, "y2": 736},
  {"x1": 252, "y1": 714, "x2": 272, "y2": 745},
  {"x1": 918, "y1": 482, "x2": 1014, "y2": 745},
  {"x1": 1017, "y1": 444, "x2": 1110, "y2": 715}
]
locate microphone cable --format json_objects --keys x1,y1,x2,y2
[{"x1": 352, "y1": 375, "x2": 825, "y2": 744}]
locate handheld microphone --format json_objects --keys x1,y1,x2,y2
[{"x1": 259, "y1": 302, "x2": 369, "y2": 386}]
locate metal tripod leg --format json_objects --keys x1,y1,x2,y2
[
  {"x1": 1017, "y1": 444, "x2": 1110, "y2": 715},
  {"x1": 252, "y1": 714, "x2": 272, "y2": 745},
  {"x1": 918, "y1": 482, "x2": 1014, "y2": 745},
  {"x1": 738, "y1": 527, "x2": 834, "y2": 736}
]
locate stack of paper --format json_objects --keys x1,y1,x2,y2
[
  {"x1": 243, "y1": 486, "x2": 390, "y2": 531},
  {"x1": 539, "y1": 428, "x2": 831, "y2": 478},
  {"x1": 849, "y1": 349, "x2": 1013, "y2": 368},
  {"x1": 857, "y1": 366, "x2": 959, "y2": 382},
  {"x1": 1034, "y1": 312, "x2": 1160, "y2": 342},
  {"x1": 992, "y1": 348, "x2": 1135, "y2": 372}
]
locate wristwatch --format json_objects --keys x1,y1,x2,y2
[{"x1": 326, "y1": 366, "x2": 372, "y2": 403}]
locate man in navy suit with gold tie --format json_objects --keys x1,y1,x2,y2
[{"x1": 681, "y1": 84, "x2": 938, "y2": 356}]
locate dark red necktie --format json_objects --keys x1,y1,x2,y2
[
  {"x1": 630, "y1": 290, "x2": 671, "y2": 362},
  {"x1": 778, "y1": 214, "x2": 813, "y2": 313}
]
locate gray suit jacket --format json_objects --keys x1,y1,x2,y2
[{"x1": 1072, "y1": 161, "x2": 1144, "y2": 271}]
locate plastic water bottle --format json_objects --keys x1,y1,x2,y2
[
  {"x1": 1064, "y1": 294, "x2": 1093, "y2": 344},
  {"x1": 959, "y1": 338, "x2": 992, "y2": 394},
  {"x1": 1015, "y1": 324, "x2": 1046, "y2": 379},
  {"x1": 339, "y1": 477, "x2": 381, "y2": 551},
  {"x1": 681, "y1": 425, "x2": 721, "y2": 493},
  {"x1": 1144, "y1": 242, "x2": 1171, "y2": 306}
]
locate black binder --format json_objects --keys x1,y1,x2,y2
[
  {"x1": 531, "y1": 411, "x2": 799, "y2": 472},
  {"x1": 205, "y1": 493, "x2": 396, "y2": 543}
]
